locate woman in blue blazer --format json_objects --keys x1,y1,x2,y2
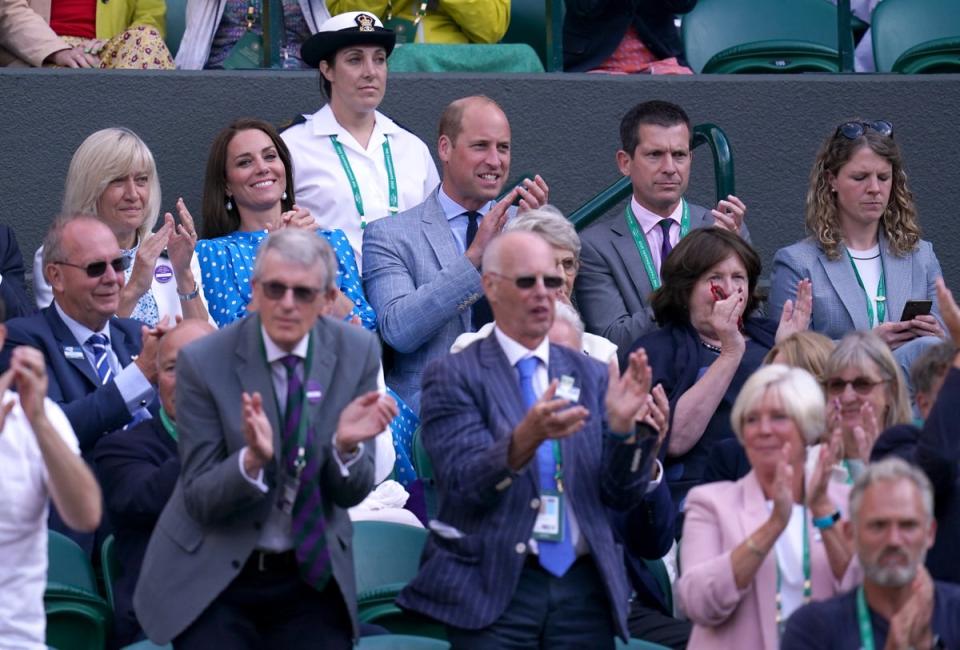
[{"x1": 769, "y1": 120, "x2": 946, "y2": 384}]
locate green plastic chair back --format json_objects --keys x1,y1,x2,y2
[
  {"x1": 357, "y1": 634, "x2": 450, "y2": 649},
  {"x1": 411, "y1": 426, "x2": 438, "y2": 520},
  {"x1": 44, "y1": 593, "x2": 111, "y2": 650},
  {"x1": 893, "y1": 37, "x2": 960, "y2": 74},
  {"x1": 641, "y1": 557, "x2": 673, "y2": 615},
  {"x1": 615, "y1": 638, "x2": 671, "y2": 650},
  {"x1": 164, "y1": 0, "x2": 188, "y2": 58},
  {"x1": 100, "y1": 534, "x2": 119, "y2": 613},
  {"x1": 872, "y1": 0, "x2": 960, "y2": 72},
  {"x1": 47, "y1": 531, "x2": 98, "y2": 594},
  {"x1": 388, "y1": 43, "x2": 544, "y2": 72},
  {"x1": 120, "y1": 641, "x2": 172, "y2": 650},
  {"x1": 500, "y1": 0, "x2": 564, "y2": 71},
  {"x1": 353, "y1": 521, "x2": 428, "y2": 595},
  {"x1": 568, "y1": 123, "x2": 734, "y2": 232},
  {"x1": 681, "y1": 0, "x2": 842, "y2": 73}
]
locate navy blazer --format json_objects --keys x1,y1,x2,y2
[
  {"x1": 93, "y1": 418, "x2": 179, "y2": 647},
  {"x1": 0, "y1": 223, "x2": 36, "y2": 320},
  {"x1": 611, "y1": 475, "x2": 676, "y2": 614},
  {"x1": 872, "y1": 367, "x2": 960, "y2": 584},
  {"x1": 0, "y1": 306, "x2": 144, "y2": 453},
  {"x1": 397, "y1": 334, "x2": 657, "y2": 639}
]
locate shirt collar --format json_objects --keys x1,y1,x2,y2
[
  {"x1": 630, "y1": 196, "x2": 684, "y2": 235},
  {"x1": 437, "y1": 185, "x2": 495, "y2": 223},
  {"x1": 493, "y1": 326, "x2": 550, "y2": 369},
  {"x1": 309, "y1": 104, "x2": 399, "y2": 139},
  {"x1": 260, "y1": 325, "x2": 310, "y2": 363},
  {"x1": 55, "y1": 301, "x2": 110, "y2": 347}
]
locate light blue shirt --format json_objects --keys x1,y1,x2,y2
[{"x1": 437, "y1": 186, "x2": 495, "y2": 254}]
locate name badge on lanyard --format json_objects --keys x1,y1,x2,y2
[{"x1": 532, "y1": 491, "x2": 564, "y2": 542}]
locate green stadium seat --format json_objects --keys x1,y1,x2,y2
[
  {"x1": 357, "y1": 634, "x2": 450, "y2": 649},
  {"x1": 615, "y1": 638, "x2": 671, "y2": 650},
  {"x1": 100, "y1": 534, "x2": 119, "y2": 613},
  {"x1": 500, "y1": 0, "x2": 564, "y2": 71},
  {"x1": 411, "y1": 426, "x2": 438, "y2": 521},
  {"x1": 46, "y1": 532, "x2": 112, "y2": 650},
  {"x1": 165, "y1": 0, "x2": 188, "y2": 58},
  {"x1": 681, "y1": 0, "x2": 843, "y2": 73},
  {"x1": 871, "y1": 0, "x2": 960, "y2": 73}
]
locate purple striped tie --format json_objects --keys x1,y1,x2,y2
[
  {"x1": 658, "y1": 219, "x2": 674, "y2": 263},
  {"x1": 280, "y1": 355, "x2": 331, "y2": 589}
]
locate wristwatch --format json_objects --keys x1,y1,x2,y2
[
  {"x1": 178, "y1": 284, "x2": 200, "y2": 301},
  {"x1": 812, "y1": 510, "x2": 841, "y2": 530}
]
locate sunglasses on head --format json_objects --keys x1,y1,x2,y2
[
  {"x1": 488, "y1": 272, "x2": 564, "y2": 290},
  {"x1": 260, "y1": 280, "x2": 322, "y2": 304},
  {"x1": 55, "y1": 256, "x2": 131, "y2": 278},
  {"x1": 836, "y1": 120, "x2": 894, "y2": 140},
  {"x1": 824, "y1": 376, "x2": 887, "y2": 395}
]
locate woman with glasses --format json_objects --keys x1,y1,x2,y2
[
  {"x1": 626, "y1": 228, "x2": 812, "y2": 508},
  {"x1": 677, "y1": 364, "x2": 859, "y2": 650},
  {"x1": 818, "y1": 330, "x2": 912, "y2": 483},
  {"x1": 33, "y1": 128, "x2": 210, "y2": 326},
  {"x1": 769, "y1": 120, "x2": 945, "y2": 381}
]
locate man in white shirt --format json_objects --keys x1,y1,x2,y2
[
  {"x1": 575, "y1": 100, "x2": 751, "y2": 362},
  {"x1": 0, "y1": 313, "x2": 101, "y2": 649}
]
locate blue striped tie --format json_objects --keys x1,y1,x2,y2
[
  {"x1": 85, "y1": 334, "x2": 113, "y2": 385},
  {"x1": 516, "y1": 356, "x2": 576, "y2": 577}
]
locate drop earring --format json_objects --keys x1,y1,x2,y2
[
  {"x1": 282, "y1": 191, "x2": 288, "y2": 200},
  {"x1": 226, "y1": 197, "x2": 233, "y2": 210}
]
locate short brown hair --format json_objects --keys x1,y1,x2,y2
[
  {"x1": 650, "y1": 228, "x2": 762, "y2": 327},
  {"x1": 438, "y1": 95, "x2": 503, "y2": 145},
  {"x1": 763, "y1": 331, "x2": 835, "y2": 381},
  {"x1": 201, "y1": 118, "x2": 296, "y2": 240}
]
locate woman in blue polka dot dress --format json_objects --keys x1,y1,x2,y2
[{"x1": 194, "y1": 117, "x2": 418, "y2": 487}]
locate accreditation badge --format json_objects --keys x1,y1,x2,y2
[
  {"x1": 532, "y1": 491, "x2": 564, "y2": 542},
  {"x1": 276, "y1": 473, "x2": 300, "y2": 516}
]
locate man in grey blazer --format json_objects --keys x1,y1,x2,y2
[
  {"x1": 575, "y1": 100, "x2": 750, "y2": 363},
  {"x1": 363, "y1": 95, "x2": 549, "y2": 413},
  {"x1": 133, "y1": 230, "x2": 397, "y2": 648}
]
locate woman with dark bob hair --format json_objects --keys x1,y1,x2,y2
[
  {"x1": 628, "y1": 228, "x2": 812, "y2": 507},
  {"x1": 769, "y1": 120, "x2": 945, "y2": 382}
]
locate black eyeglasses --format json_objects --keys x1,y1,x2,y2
[
  {"x1": 488, "y1": 271, "x2": 564, "y2": 290},
  {"x1": 836, "y1": 120, "x2": 894, "y2": 140},
  {"x1": 824, "y1": 376, "x2": 888, "y2": 395},
  {"x1": 54, "y1": 256, "x2": 130, "y2": 278},
  {"x1": 260, "y1": 280, "x2": 322, "y2": 304}
]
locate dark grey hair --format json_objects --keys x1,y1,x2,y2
[{"x1": 253, "y1": 229, "x2": 337, "y2": 291}]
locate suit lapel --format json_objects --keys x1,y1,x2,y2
[
  {"x1": 304, "y1": 320, "x2": 338, "y2": 445},
  {"x1": 739, "y1": 472, "x2": 779, "y2": 650},
  {"x1": 817, "y1": 249, "x2": 870, "y2": 330},
  {"x1": 109, "y1": 320, "x2": 135, "y2": 368},
  {"x1": 610, "y1": 220, "x2": 656, "y2": 305},
  {"x1": 421, "y1": 193, "x2": 471, "y2": 331},
  {"x1": 881, "y1": 235, "x2": 911, "y2": 324},
  {"x1": 234, "y1": 316, "x2": 283, "y2": 466},
  {"x1": 547, "y1": 348, "x2": 582, "y2": 496},
  {"x1": 478, "y1": 335, "x2": 527, "y2": 429},
  {"x1": 45, "y1": 307, "x2": 99, "y2": 387}
]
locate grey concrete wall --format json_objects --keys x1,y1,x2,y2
[{"x1": 3, "y1": 69, "x2": 959, "y2": 294}]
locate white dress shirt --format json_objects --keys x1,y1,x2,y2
[
  {"x1": 629, "y1": 196, "x2": 685, "y2": 274},
  {"x1": 281, "y1": 104, "x2": 440, "y2": 267}
]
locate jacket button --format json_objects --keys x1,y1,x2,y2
[
  {"x1": 515, "y1": 542, "x2": 526, "y2": 554},
  {"x1": 231, "y1": 560, "x2": 240, "y2": 569},
  {"x1": 530, "y1": 498, "x2": 541, "y2": 510}
]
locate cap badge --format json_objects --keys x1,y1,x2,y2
[{"x1": 355, "y1": 13, "x2": 375, "y2": 32}]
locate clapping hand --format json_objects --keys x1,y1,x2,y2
[
  {"x1": 640, "y1": 384, "x2": 670, "y2": 457},
  {"x1": 242, "y1": 391, "x2": 273, "y2": 476},
  {"x1": 515, "y1": 175, "x2": 550, "y2": 213},
  {"x1": 807, "y1": 424, "x2": 842, "y2": 515},
  {"x1": 711, "y1": 195, "x2": 747, "y2": 236},
  {"x1": 278, "y1": 205, "x2": 315, "y2": 231},
  {"x1": 775, "y1": 278, "x2": 812, "y2": 342},
  {"x1": 886, "y1": 566, "x2": 935, "y2": 650},
  {"x1": 936, "y1": 277, "x2": 960, "y2": 344},
  {"x1": 605, "y1": 348, "x2": 654, "y2": 435},
  {"x1": 770, "y1": 442, "x2": 795, "y2": 528},
  {"x1": 335, "y1": 391, "x2": 397, "y2": 455},
  {"x1": 167, "y1": 199, "x2": 200, "y2": 276}
]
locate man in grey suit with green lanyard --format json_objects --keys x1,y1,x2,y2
[
  {"x1": 575, "y1": 100, "x2": 751, "y2": 364},
  {"x1": 133, "y1": 229, "x2": 397, "y2": 649}
]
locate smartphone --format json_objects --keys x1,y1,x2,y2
[{"x1": 900, "y1": 300, "x2": 933, "y2": 321}]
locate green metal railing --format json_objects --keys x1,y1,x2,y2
[{"x1": 567, "y1": 123, "x2": 735, "y2": 232}]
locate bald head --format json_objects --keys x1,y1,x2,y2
[
  {"x1": 158, "y1": 320, "x2": 217, "y2": 419},
  {"x1": 438, "y1": 95, "x2": 505, "y2": 144},
  {"x1": 483, "y1": 230, "x2": 552, "y2": 273}
]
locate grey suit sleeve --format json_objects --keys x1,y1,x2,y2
[
  {"x1": 768, "y1": 244, "x2": 807, "y2": 324},
  {"x1": 177, "y1": 347, "x2": 266, "y2": 525},
  {"x1": 922, "y1": 241, "x2": 946, "y2": 330},
  {"x1": 575, "y1": 234, "x2": 655, "y2": 356},
  {"x1": 362, "y1": 220, "x2": 482, "y2": 353},
  {"x1": 321, "y1": 333, "x2": 379, "y2": 508}
]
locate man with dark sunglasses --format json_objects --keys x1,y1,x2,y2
[
  {"x1": 399, "y1": 230, "x2": 662, "y2": 647},
  {"x1": 134, "y1": 229, "x2": 396, "y2": 649},
  {"x1": 0, "y1": 214, "x2": 161, "y2": 554},
  {"x1": 363, "y1": 95, "x2": 550, "y2": 413}
]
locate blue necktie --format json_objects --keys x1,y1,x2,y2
[
  {"x1": 516, "y1": 356, "x2": 576, "y2": 577},
  {"x1": 85, "y1": 334, "x2": 113, "y2": 385}
]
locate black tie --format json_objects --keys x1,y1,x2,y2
[{"x1": 464, "y1": 211, "x2": 493, "y2": 329}]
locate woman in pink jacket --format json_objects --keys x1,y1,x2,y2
[{"x1": 677, "y1": 364, "x2": 862, "y2": 649}]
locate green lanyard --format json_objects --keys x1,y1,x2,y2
[
  {"x1": 159, "y1": 407, "x2": 178, "y2": 442},
  {"x1": 259, "y1": 330, "x2": 314, "y2": 475},
  {"x1": 846, "y1": 248, "x2": 887, "y2": 327},
  {"x1": 550, "y1": 440, "x2": 564, "y2": 493},
  {"x1": 329, "y1": 135, "x2": 399, "y2": 230},
  {"x1": 856, "y1": 586, "x2": 876, "y2": 650},
  {"x1": 624, "y1": 199, "x2": 690, "y2": 291},
  {"x1": 775, "y1": 508, "x2": 811, "y2": 636},
  {"x1": 843, "y1": 459, "x2": 855, "y2": 485}
]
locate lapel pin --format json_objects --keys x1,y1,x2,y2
[
  {"x1": 63, "y1": 346, "x2": 84, "y2": 360},
  {"x1": 306, "y1": 380, "x2": 323, "y2": 404}
]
